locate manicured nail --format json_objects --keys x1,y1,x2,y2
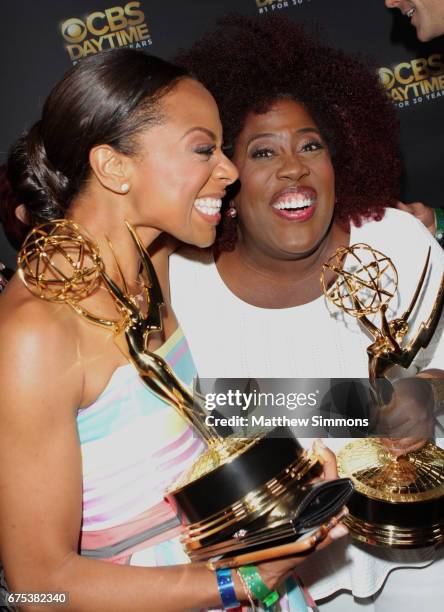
[
  {"x1": 329, "y1": 524, "x2": 349, "y2": 539},
  {"x1": 314, "y1": 439, "x2": 326, "y2": 449}
]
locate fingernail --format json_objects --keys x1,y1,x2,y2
[
  {"x1": 330, "y1": 524, "x2": 349, "y2": 539},
  {"x1": 314, "y1": 439, "x2": 326, "y2": 449}
]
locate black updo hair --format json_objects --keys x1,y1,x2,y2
[{"x1": 0, "y1": 49, "x2": 189, "y2": 245}]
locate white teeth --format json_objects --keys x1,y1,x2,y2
[
  {"x1": 194, "y1": 198, "x2": 222, "y2": 216},
  {"x1": 272, "y1": 198, "x2": 313, "y2": 210},
  {"x1": 406, "y1": 8, "x2": 415, "y2": 18}
]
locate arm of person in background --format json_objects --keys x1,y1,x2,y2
[
  {"x1": 395, "y1": 201, "x2": 443, "y2": 240},
  {"x1": 0, "y1": 295, "x2": 347, "y2": 612}
]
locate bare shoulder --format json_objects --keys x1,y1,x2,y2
[
  {"x1": 0, "y1": 275, "x2": 83, "y2": 412},
  {"x1": 0, "y1": 275, "x2": 76, "y2": 345}
]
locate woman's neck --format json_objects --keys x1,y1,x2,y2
[
  {"x1": 215, "y1": 223, "x2": 350, "y2": 308},
  {"x1": 68, "y1": 195, "x2": 160, "y2": 292}
]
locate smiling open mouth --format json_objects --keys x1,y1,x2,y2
[
  {"x1": 193, "y1": 197, "x2": 222, "y2": 224},
  {"x1": 271, "y1": 199, "x2": 316, "y2": 221},
  {"x1": 272, "y1": 199, "x2": 313, "y2": 212},
  {"x1": 270, "y1": 186, "x2": 317, "y2": 221},
  {"x1": 194, "y1": 197, "x2": 222, "y2": 216}
]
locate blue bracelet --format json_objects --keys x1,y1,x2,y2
[{"x1": 215, "y1": 567, "x2": 241, "y2": 609}]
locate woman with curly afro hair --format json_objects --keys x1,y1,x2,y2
[{"x1": 170, "y1": 13, "x2": 444, "y2": 612}]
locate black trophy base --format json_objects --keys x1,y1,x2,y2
[
  {"x1": 184, "y1": 478, "x2": 354, "y2": 561},
  {"x1": 346, "y1": 490, "x2": 444, "y2": 548}
]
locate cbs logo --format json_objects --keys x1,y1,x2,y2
[
  {"x1": 61, "y1": 1, "x2": 144, "y2": 43},
  {"x1": 379, "y1": 54, "x2": 444, "y2": 89}
]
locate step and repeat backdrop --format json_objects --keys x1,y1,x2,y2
[{"x1": 1, "y1": 0, "x2": 443, "y2": 267}]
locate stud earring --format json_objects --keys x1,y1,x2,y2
[
  {"x1": 121, "y1": 183, "x2": 130, "y2": 193},
  {"x1": 226, "y1": 203, "x2": 237, "y2": 218}
]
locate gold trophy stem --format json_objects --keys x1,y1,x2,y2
[{"x1": 112, "y1": 332, "x2": 222, "y2": 447}]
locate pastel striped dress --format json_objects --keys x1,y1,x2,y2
[{"x1": 77, "y1": 327, "x2": 205, "y2": 566}]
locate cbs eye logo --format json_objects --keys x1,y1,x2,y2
[
  {"x1": 378, "y1": 67, "x2": 395, "y2": 90},
  {"x1": 61, "y1": 18, "x2": 88, "y2": 44}
]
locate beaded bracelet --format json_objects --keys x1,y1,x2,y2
[
  {"x1": 236, "y1": 569, "x2": 257, "y2": 611},
  {"x1": 238, "y1": 566, "x2": 280, "y2": 609},
  {"x1": 215, "y1": 567, "x2": 241, "y2": 609}
]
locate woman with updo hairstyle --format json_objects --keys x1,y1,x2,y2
[
  {"x1": 0, "y1": 48, "x2": 345, "y2": 610},
  {"x1": 170, "y1": 14, "x2": 444, "y2": 612}
]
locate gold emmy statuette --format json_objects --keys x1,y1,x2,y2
[
  {"x1": 321, "y1": 243, "x2": 444, "y2": 547},
  {"x1": 18, "y1": 219, "x2": 353, "y2": 564}
]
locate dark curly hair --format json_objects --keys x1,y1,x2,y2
[{"x1": 176, "y1": 14, "x2": 400, "y2": 251}]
